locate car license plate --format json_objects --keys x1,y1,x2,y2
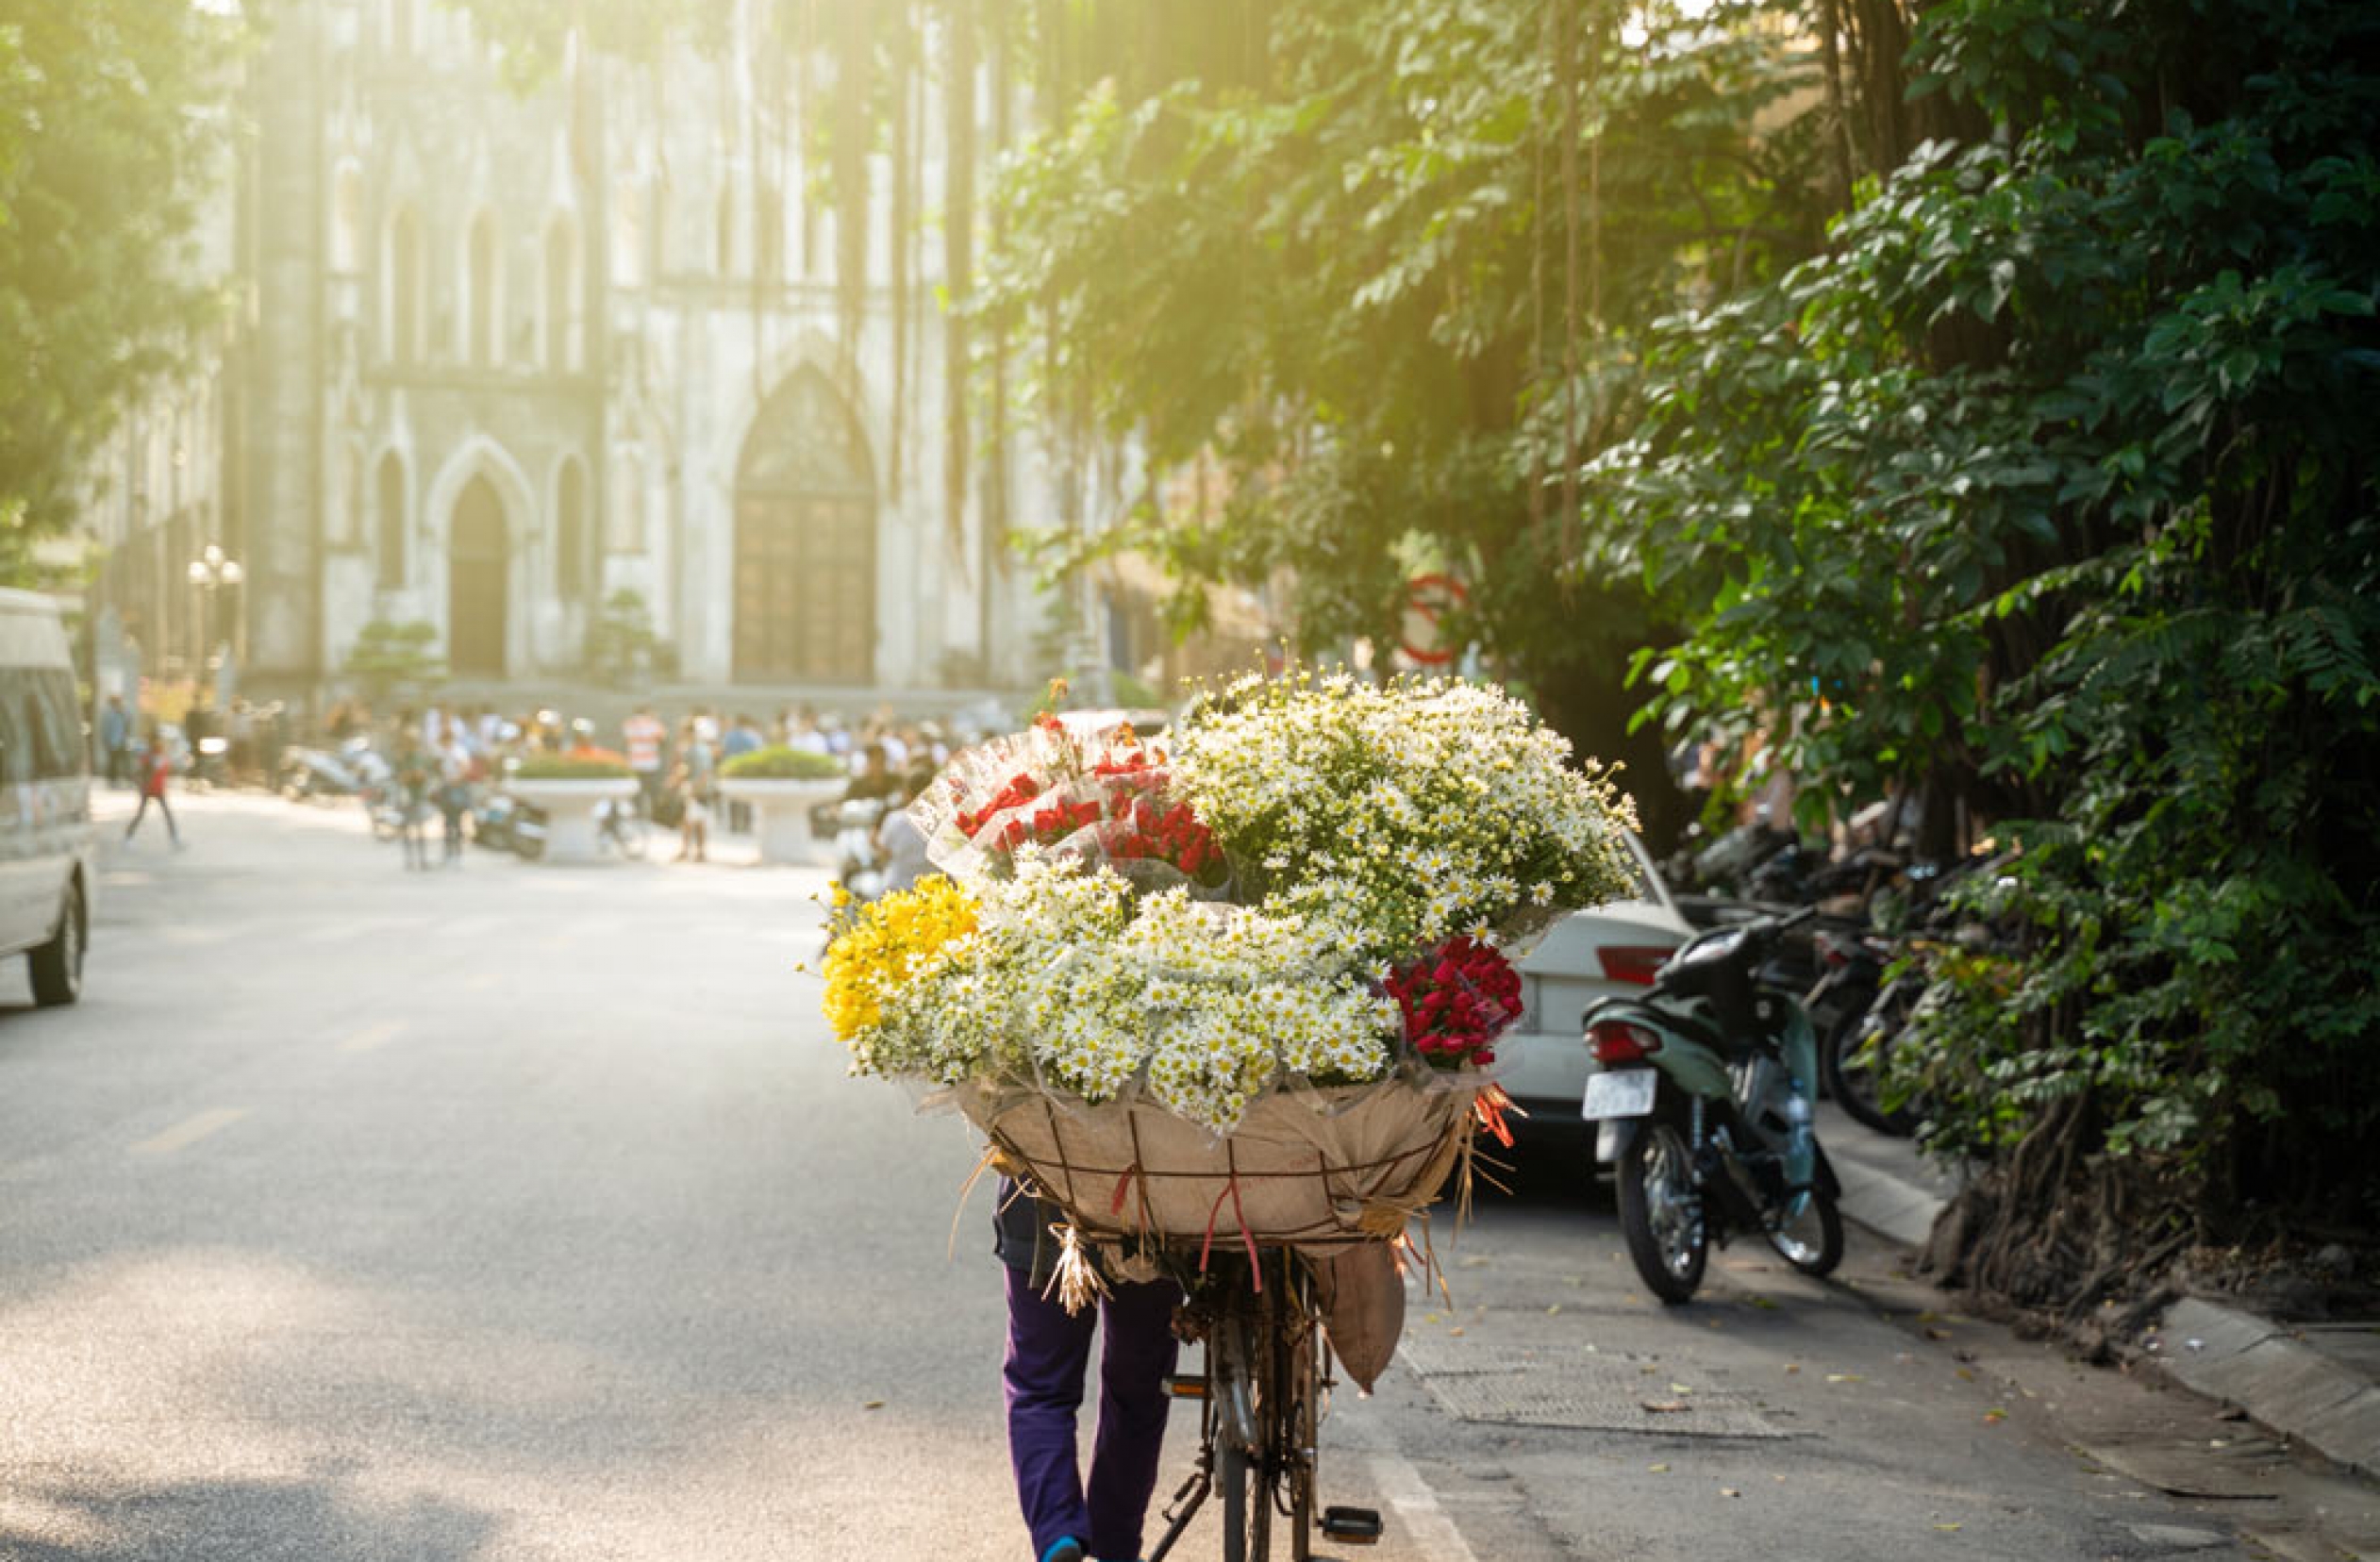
[{"x1": 1583, "y1": 1069, "x2": 1656, "y2": 1121}]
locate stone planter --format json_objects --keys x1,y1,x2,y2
[
  {"x1": 717, "y1": 776, "x2": 847, "y2": 866},
  {"x1": 508, "y1": 776, "x2": 638, "y2": 864}
]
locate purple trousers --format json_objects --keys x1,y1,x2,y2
[{"x1": 1003, "y1": 1264, "x2": 1182, "y2": 1561}]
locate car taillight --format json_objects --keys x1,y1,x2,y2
[
  {"x1": 1597, "y1": 945, "x2": 1673, "y2": 987},
  {"x1": 1587, "y1": 1020, "x2": 1662, "y2": 1063}
]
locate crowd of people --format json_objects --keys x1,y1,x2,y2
[{"x1": 308, "y1": 697, "x2": 962, "y2": 869}]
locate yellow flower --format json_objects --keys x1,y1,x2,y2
[{"x1": 821, "y1": 876, "x2": 981, "y2": 1043}]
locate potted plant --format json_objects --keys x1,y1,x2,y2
[
  {"x1": 506, "y1": 753, "x2": 638, "y2": 863},
  {"x1": 718, "y1": 745, "x2": 849, "y2": 865}
]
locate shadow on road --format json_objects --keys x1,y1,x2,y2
[{"x1": 0, "y1": 1468, "x2": 500, "y2": 1561}]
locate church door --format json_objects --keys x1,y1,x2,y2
[
  {"x1": 448, "y1": 475, "x2": 508, "y2": 676},
  {"x1": 732, "y1": 369, "x2": 875, "y2": 683}
]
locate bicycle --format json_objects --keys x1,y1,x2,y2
[{"x1": 1148, "y1": 1246, "x2": 1383, "y2": 1561}]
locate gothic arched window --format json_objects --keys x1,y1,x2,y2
[
  {"x1": 466, "y1": 212, "x2": 500, "y2": 367},
  {"x1": 386, "y1": 206, "x2": 422, "y2": 364},
  {"x1": 375, "y1": 452, "x2": 408, "y2": 589},
  {"x1": 555, "y1": 457, "x2": 589, "y2": 604},
  {"x1": 543, "y1": 214, "x2": 580, "y2": 373}
]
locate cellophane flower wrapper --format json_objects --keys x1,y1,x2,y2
[{"x1": 912, "y1": 723, "x2": 1234, "y2": 899}]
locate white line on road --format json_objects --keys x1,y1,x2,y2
[
  {"x1": 338, "y1": 1020, "x2": 408, "y2": 1055},
  {"x1": 465, "y1": 972, "x2": 499, "y2": 991},
  {"x1": 161, "y1": 926, "x2": 233, "y2": 948},
  {"x1": 1366, "y1": 1451, "x2": 1484, "y2": 1562},
  {"x1": 130, "y1": 1108, "x2": 250, "y2": 1157}
]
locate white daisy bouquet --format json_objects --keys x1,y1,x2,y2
[{"x1": 824, "y1": 668, "x2": 1639, "y2": 1137}]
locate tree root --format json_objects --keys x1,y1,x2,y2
[{"x1": 1918, "y1": 1091, "x2": 2197, "y2": 1354}]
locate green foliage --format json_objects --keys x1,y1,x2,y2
[
  {"x1": 512, "y1": 755, "x2": 634, "y2": 781},
  {"x1": 342, "y1": 619, "x2": 447, "y2": 704},
  {"x1": 721, "y1": 744, "x2": 845, "y2": 781},
  {"x1": 980, "y1": 0, "x2": 1847, "y2": 839},
  {"x1": 585, "y1": 588, "x2": 660, "y2": 689},
  {"x1": 0, "y1": 0, "x2": 239, "y2": 573},
  {"x1": 1592, "y1": 0, "x2": 2380, "y2": 1207}
]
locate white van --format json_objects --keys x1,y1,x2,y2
[{"x1": 0, "y1": 590, "x2": 93, "y2": 1005}]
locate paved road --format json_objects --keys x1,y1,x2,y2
[{"x1": 0, "y1": 790, "x2": 2350, "y2": 1560}]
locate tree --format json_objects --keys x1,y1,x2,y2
[
  {"x1": 0, "y1": 0, "x2": 239, "y2": 578},
  {"x1": 342, "y1": 618, "x2": 446, "y2": 706},
  {"x1": 1589, "y1": 0, "x2": 2380, "y2": 1303},
  {"x1": 978, "y1": 1, "x2": 1849, "y2": 840}
]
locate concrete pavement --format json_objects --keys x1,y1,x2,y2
[
  {"x1": 3, "y1": 786, "x2": 2374, "y2": 1560},
  {"x1": 1821, "y1": 1099, "x2": 2380, "y2": 1493}
]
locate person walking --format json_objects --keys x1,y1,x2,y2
[
  {"x1": 623, "y1": 704, "x2": 667, "y2": 814},
  {"x1": 435, "y1": 728, "x2": 474, "y2": 866},
  {"x1": 995, "y1": 1182, "x2": 1180, "y2": 1562},
  {"x1": 671, "y1": 716, "x2": 714, "y2": 863},
  {"x1": 122, "y1": 730, "x2": 182, "y2": 848},
  {"x1": 392, "y1": 731, "x2": 433, "y2": 871},
  {"x1": 721, "y1": 712, "x2": 763, "y2": 832},
  {"x1": 99, "y1": 695, "x2": 133, "y2": 789}
]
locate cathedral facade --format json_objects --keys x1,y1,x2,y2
[{"x1": 174, "y1": 0, "x2": 1047, "y2": 703}]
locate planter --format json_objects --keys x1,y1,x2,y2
[
  {"x1": 507, "y1": 776, "x2": 637, "y2": 864},
  {"x1": 718, "y1": 776, "x2": 848, "y2": 865}
]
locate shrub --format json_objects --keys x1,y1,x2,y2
[
  {"x1": 721, "y1": 745, "x2": 846, "y2": 781},
  {"x1": 512, "y1": 755, "x2": 633, "y2": 781}
]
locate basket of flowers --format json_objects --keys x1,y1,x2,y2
[{"x1": 821, "y1": 668, "x2": 1639, "y2": 1271}]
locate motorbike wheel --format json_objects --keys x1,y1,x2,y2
[
  {"x1": 1616, "y1": 1117, "x2": 1707, "y2": 1304},
  {"x1": 1766, "y1": 1190, "x2": 1844, "y2": 1278},
  {"x1": 1826, "y1": 1009, "x2": 1917, "y2": 1138}
]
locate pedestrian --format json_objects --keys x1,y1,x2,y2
[
  {"x1": 995, "y1": 1180, "x2": 1180, "y2": 1562},
  {"x1": 122, "y1": 729, "x2": 182, "y2": 848},
  {"x1": 99, "y1": 694, "x2": 132, "y2": 789},
  {"x1": 436, "y1": 728, "x2": 473, "y2": 866},
  {"x1": 874, "y1": 761, "x2": 938, "y2": 895},
  {"x1": 672, "y1": 716, "x2": 714, "y2": 863},
  {"x1": 623, "y1": 703, "x2": 667, "y2": 814},
  {"x1": 722, "y1": 712, "x2": 763, "y2": 831},
  {"x1": 393, "y1": 731, "x2": 433, "y2": 871}
]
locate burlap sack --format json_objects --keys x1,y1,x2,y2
[
  {"x1": 1309, "y1": 1239, "x2": 1408, "y2": 1393},
  {"x1": 954, "y1": 1077, "x2": 1475, "y2": 1250}
]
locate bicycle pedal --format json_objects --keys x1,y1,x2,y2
[
  {"x1": 1320, "y1": 1505, "x2": 1382, "y2": 1545},
  {"x1": 1161, "y1": 1373, "x2": 1209, "y2": 1400}
]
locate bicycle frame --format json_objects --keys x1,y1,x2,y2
[{"x1": 1148, "y1": 1248, "x2": 1327, "y2": 1562}]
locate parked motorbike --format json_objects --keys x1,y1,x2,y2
[
  {"x1": 471, "y1": 789, "x2": 520, "y2": 854},
  {"x1": 278, "y1": 735, "x2": 391, "y2": 801},
  {"x1": 1581, "y1": 905, "x2": 1844, "y2": 1304}
]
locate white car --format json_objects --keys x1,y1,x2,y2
[{"x1": 1497, "y1": 836, "x2": 1693, "y2": 1129}]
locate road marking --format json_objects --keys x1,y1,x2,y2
[
  {"x1": 338, "y1": 1020, "x2": 407, "y2": 1055},
  {"x1": 1366, "y1": 1451, "x2": 1483, "y2": 1562},
  {"x1": 162, "y1": 926, "x2": 232, "y2": 948},
  {"x1": 465, "y1": 972, "x2": 499, "y2": 991},
  {"x1": 131, "y1": 1108, "x2": 249, "y2": 1157}
]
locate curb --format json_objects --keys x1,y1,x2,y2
[
  {"x1": 1819, "y1": 1110, "x2": 2380, "y2": 1485},
  {"x1": 2142, "y1": 1298, "x2": 2380, "y2": 1481}
]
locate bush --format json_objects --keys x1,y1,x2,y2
[
  {"x1": 512, "y1": 755, "x2": 633, "y2": 781},
  {"x1": 721, "y1": 745, "x2": 847, "y2": 781}
]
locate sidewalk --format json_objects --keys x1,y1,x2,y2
[{"x1": 1822, "y1": 1102, "x2": 2380, "y2": 1483}]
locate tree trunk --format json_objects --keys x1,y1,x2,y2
[{"x1": 943, "y1": 0, "x2": 977, "y2": 571}]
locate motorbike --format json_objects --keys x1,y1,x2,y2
[
  {"x1": 813, "y1": 796, "x2": 890, "y2": 949},
  {"x1": 1580, "y1": 905, "x2": 1844, "y2": 1304},
  {"x1": 471, "y1": 789, "x2": 520, "y2": 854},
  {"x1": 278, "y1": 735, "x2": 391, "y2": 801}
]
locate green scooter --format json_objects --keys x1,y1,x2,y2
[{"x1": 1580, "y1": 905, "x2": 1845, "y2": 1304}]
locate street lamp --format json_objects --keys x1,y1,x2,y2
[{"x1": 187, "y1": 543, "x2": 244, "y2": 706}]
